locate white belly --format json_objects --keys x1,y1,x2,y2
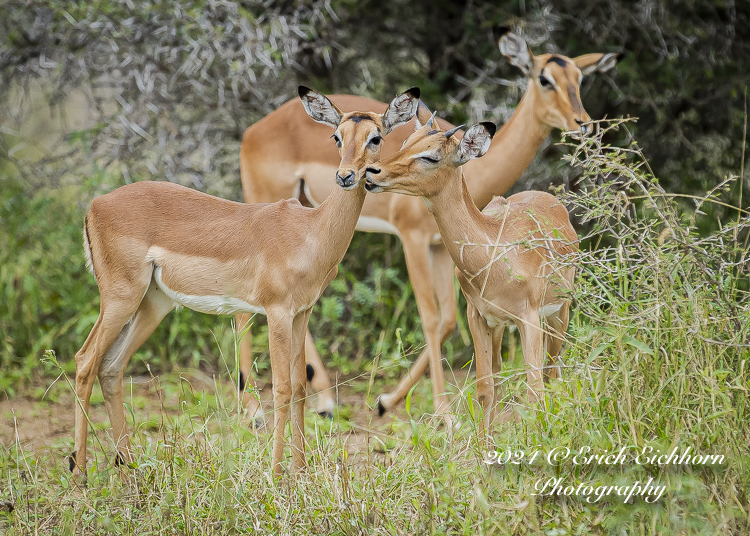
[
  {"x1": 539, "y1": 303, "x2": 563, "y2": 318},
  {"x1": 482, "y1": 313, "x2": 508, "y2": 329},
  {"x1": 153, "y1": 266, "x2": 266, "y2": 316}
]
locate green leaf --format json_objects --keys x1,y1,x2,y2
[{"x1": 623, "y1": 336, "x2": 654, "y2": 355}]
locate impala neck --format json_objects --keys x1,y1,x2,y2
[
  {"x1": 311, "y1": 182, "x2": 368, "y2": 268},
  {"x1": 463, "y1": 87, "x2": 551, "y2": 209},
  {"x1": 427, "y1": 169, "x2": 494, "y2": 274}
]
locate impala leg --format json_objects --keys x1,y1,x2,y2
[
  {"x1": 516, "y1": 312, "x2": 545, "y2": 408},
  {"x1": 237, "y1": 317, "x2": 332, "y2": 423},
  {"x1": 266, "y1": 309, "x2": 293, "y2": 478},
  {"x1": 378, "y1": 244, "x2": 457, "y2": 417},
  {"x1": 236, "y1": 313, "x2": 264, "y2": 426},
  {"x1": 98, "y1": 281, "x2": 174, "y2": 467},
  {"x1": 488, "y1": 325, "x2": 504, "y2": 423},
  {"x1": 432, "y1": 243, "x2": 458, "y2": 369},
  {"x1": 72, "y1": 299, "x2": 142, "y2": 478},
  {"x1": 379, "y1": 235, "x2": 451, "y2": 425},
  {"x1": 290, "y1": 309, "x2": 312, "y2": 473},
  {"x1": 377, "y1": 246, "x2": 456, "y2": 415},
  {"x1": 405, "y1": 234, "x2": 451, "y2": 423},
  {"x1": 304, "y1": 330, "x2": 335, "y2": 418},
  {"x1": 377, "y1": 349, "x2": 428, "y2": 415},
  {"x1": 543, "y1": 304, "x2": 569, "y2": 382},
  {"x1": 466, "y1": 302, "x2": 493, "y2": 433}
]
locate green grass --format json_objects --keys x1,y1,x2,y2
[{"x1": 0, "y1": 123, "x2": 749, "y2": 534}]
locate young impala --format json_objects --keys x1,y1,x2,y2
[
  {"x1": 364, "y1": 115, "x2": 578, "y2": 428},
  {"x1": 236, "y1": 29, "x2": 619, "y2": 424},
  {"x1": 69, "y1": 86, "x2": 421, "y2": 478}
]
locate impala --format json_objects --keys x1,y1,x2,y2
[
  {"x1": 69, "y1": 86, "x2": 421, "y2": 478},
  {"x1": 237, "y1": 29, "x2": 619, "y2": 424},
  {"x1": 364, "y1": 116, "x2": 578, "y2": 428}
]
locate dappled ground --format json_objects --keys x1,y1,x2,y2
[
  {"x1": 0, "y1": 340, "x2": 747, "y2": 534},
  {"x1": 0, "y1": 359, "x2": 474, "y2": 471}
]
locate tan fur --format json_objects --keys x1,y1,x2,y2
[
  {"x1": 238, "y1": 33, "x2": 617, "y2": 419},
  {"x1": 366, "y1": 121, "x2": 578, "y2": 430}
]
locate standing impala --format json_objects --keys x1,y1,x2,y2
[
  {"x1": 238, "y1": 29, "x2": 620, "y2": 424},
  {"x1": 69, "y1": 86, "x2": 421, "y2": 478},
  {"x1": 363, "y1": 116, "x2": 578, "y2": 428}
]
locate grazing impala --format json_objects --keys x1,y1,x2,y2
[
  {"x1": 69, "y1": 86, "x2": 421, "y2": 478},
  {"x1": 238, "y1": 29, "x2": 619, "y2": 424},
  {"x1": 364, "y1": 115, "x2": 578, "y2": 429}
]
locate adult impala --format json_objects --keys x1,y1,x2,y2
[
  {"x1": 364, "y1": 116, "x2": 578, "y2": 428},
  {"x1": 69, "y1": 86, "x2": 421, "y2": 478},
  {"x1": 238, "y1": 29, "x2": 619, "y2": 423}
]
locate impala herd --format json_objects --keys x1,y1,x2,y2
[{"x1": 69, "y1": 29, "x2": 621, "y2": 478}]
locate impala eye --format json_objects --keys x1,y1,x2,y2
[
  {"x1": 539, "y1": 75, "x2": 553, "y2": 89},
  {"x1": 419, "y1": 156, "x2": 439, "y2": 164},
  {"x1": 370, "y1": 136, "x2": 382, "y2": 146},
  {"x1": 332, "y1": 133, "x2": 342, "y2": 147}
]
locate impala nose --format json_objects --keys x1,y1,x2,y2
[
  {"x1": 364, "y1": 167, "x2": 383, "y2": 192},
  {"x1": 336, "y1": 170, "x2": 356, "y2": 189},
  {"x1": 575, "y1": 119, "x2": 591, "y2": 135}
]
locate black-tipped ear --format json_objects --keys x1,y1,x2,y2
[
  {"x1": 299, "y1": 87, "x2": 343, "y2": 128},
  {"x1": 456, "y1": 123, "x2": 495, "y2": 164},
  {"x1": 573, "y1": 52, "x2": 622, "y2": 75},
  {"x1": 492, "y1": 25, "x2": 512, "y2": 41},
  {"x1": 499, "y1": 31, "x2": 534, "y2": 77},
  {"x1": 479, "y1": 121, "x2": 497, "y2": 138},
  {"x1": 382, "y1": 87, "x2": 421, "y2": 134},
  {"x1": 404, "y1": 87, "x2": 420, "y2": 100}
]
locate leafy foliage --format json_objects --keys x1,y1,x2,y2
[
  {"x1": 2, "y1": 1, "x2": 747, "y2": 217},
  {"x1": 0, "y1": 0, "x2": 341, "y2": 197}
]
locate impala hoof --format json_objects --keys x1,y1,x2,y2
[
  {"x1": 252, "y1": 418, "x2": 264, "y2": 430},
  {"x1": 377, "y1": 392, "x2": 398, "y2": 416},
  {"x1": 68, "y1": 451, "x2": 77, "y2": 473},
  {"x1": 114, "y1": 452, "x2": 127, "y2": 467},
  {"x1": 318, "y1": 411, "x2": 333, "y2": 420}
]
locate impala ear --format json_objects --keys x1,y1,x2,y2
[
  {"x1": 573, "y1": 52, "x2": 623, "y2": 75},
  {"x1": 498, "y1": 31, "x2": 534, "y2": 77},
  {"x1": 298, "y1": 86, "x2": 342, "y2": 128},
  {"x1": 455, "y1": 122, "x2": 496, "y2": 164},
  {"x1": 382, "y1": 87, "x2": 421, "y2": 134}
]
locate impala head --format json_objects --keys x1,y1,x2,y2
[
  {"x1": 298, "y1": 86, "x2": 421, "y2": 190},
  {"x1": 365, "y1": 113, "x2": 497, "y2": 197},
  {"x1": 498, "y1": 28, "x2": 621, "y2": 136}
]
